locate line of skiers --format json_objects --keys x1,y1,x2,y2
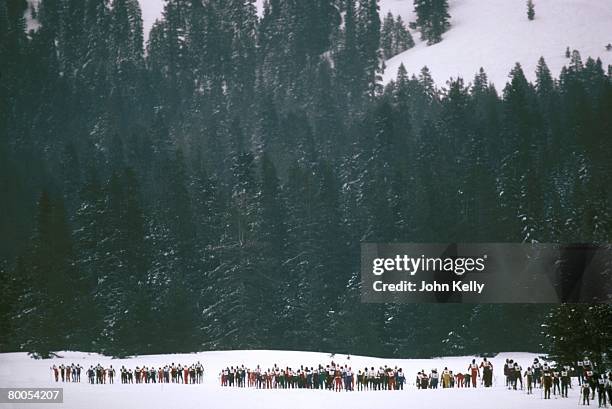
[
  {"x1": 52, "y1": 362, "x2": 204, "y2": 385},
  {"x1": 573, "y1": 357, "x2": 611, "y2": 407},
  {"x1": 123, "y1": 363, "x2": 205, "y2": 384},
  {"x1": 50, "y1": 364, "x2": 83, "y2": 383},
  {"x1": 507, "y1": 358, "x2": 572, "y2": 398},
  {"x1": 416, "y1": 357, "x2": 494, "y2": 389},
  {"x1": 220, "y1": 362, "x2": 407, "y2": 391},
  {"x1": 48, "y1": 356, "x2": 611, "y2": 406},
  {"x1": 503, "y1": 357, "x2": 611, "y2": 407}
]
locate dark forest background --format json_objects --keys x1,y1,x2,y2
[{"x1": 1, "y1": 0, "x2": 611, "y2": 359}]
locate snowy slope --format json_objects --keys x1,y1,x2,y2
[
  {"x1": 26, "y1": 0, "x2": 612, "y2": 86},
  {"x1": 382, "y1": 0, "x2": 612, "y2": 87},
  {"x1": 0, "y1": 350, "x2": 582, "y2": 409}
]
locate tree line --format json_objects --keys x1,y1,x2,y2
[{"x1": 0, "y1": 0, "x2": 610, "y2": 360}]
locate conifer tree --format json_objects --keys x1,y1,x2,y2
[
  {"x1": 381, "y1": 12, "x2": 395, "y2": 59},
  {"x1": 395, "y1": 15, "x2": 414, "y2": 53},
  {"x1": 527, "y1": 0, "x2": 535, "y2": 21},
  {"x1": 381, "y1": 13, "x2": 414, "y2": 59},
  {"x1": 535, "y1": 57, "x2": 553, "y2": 95},
  {"x1": 542, "y1": 305, "x2": 612, "y2": 367},
  {"x1": 356, "y1": 0, "x2": 382, "y2": 96},
  {"x1": 335, "y1": 0, "x2": 364, "y2": 108},
  {"x1": 414, "y1": 0, "x2": 450, "y2": 45},
  {"x1": 14, "y1": 192, "x2": 78, "y2": 357}
]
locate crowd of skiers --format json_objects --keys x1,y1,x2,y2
[
  {"x1": 49, "y1": 355, "x2": 612, "y2": 406},
  {"x1": 416, "y1": 358, "x2": 495, "y2": 389},
  {"x1": 219, "y1": 362, "x2": 406, "y2": 391},
  {"x1": 50, "y1": 364, "x2": 83, "y2": 383},
  {"x1": 217, "y1": 355, "x2": 612, "y2": 406},
  {"x1": 51, "y1": 362, "x2": 205, "y2": 385},
  {"x1": 414, "y1": 356, "x2": 612, "y2": 406},
  {"x1": 504, "y1": 357, "x2": 611, "y2": 407}
]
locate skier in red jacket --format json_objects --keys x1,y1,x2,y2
[{"x1": 468, "y1": 359, "x2": 480, "y2": 387}]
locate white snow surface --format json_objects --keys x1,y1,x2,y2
[
  {"x1": 382, "y1": 0, "x2": 612, "y2": 87},
  {"x1": 0, "y1": 350, "x2": 582, "y2": 409}
]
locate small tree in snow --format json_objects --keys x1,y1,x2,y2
[{"x1": 527, "y1": 0, "x2": 535, "y2": 21}]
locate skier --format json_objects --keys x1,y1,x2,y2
[
  {"x1": 90, "y1": 366, "x2": 96, "y2": 384},
  {"x1": 420, "y1": 371, "x2": 429, "y2": 389},
  {"x1": 51, "y1": 365, "x2": 59, "y2": 382},
  {"x1": 222, "y1": 367, "x2": 229, "y2": 386},
  {"x1": 504, "y1": 359, "x2": 511, "y2": 387},
  {"x1": 442, "y1": 367, "x2": 451, "y2": 388},
  {"x1": 430, "y1": 369, "x2": 439, "y2": 389},
  {"x1": 578, "y1": 361, "x2": 585, "y2": 385},
  {"x1": 607, "y1": 372, "x2": 612, "y2": 406},
  {"x1": 524, "y1": 367, "x2": 534, "y2": 394},
  {"x1": 542, "y1": 369, "x2": 553, "y2": 399},
  {"x1": 164, "y1": 365, "x2": 169, "y2": 383},
  {"x1": 397, "y1": 368, "x2": 405, "y2": 390},
  {"x1": 108, "y1": 365, "x2": 115, "y2": 384},
  {"x1": 345, "y1": 367, "x2": 353, "y2": 391},
  {"x1": 95, "y1": 365, "x2": 102, "y2": 384},
  {"x1": 203, "y1": 362, "x2": 208, "y2": 384},
  {"x1": 597, "y1": 374, "x2": 607, "y2": 408},
  {"x1": 514, "y1": 362, "x2": 522, "y2": 390},
  {"x1": 334, "y1": 366, "x2": 342, "y2": 392},
  {"x1": 582, "y1": 381, "x2": 592, "y2": 405},
  {"x1": 387, "y1": 367, "x2": 395, "y2": 391},
  {"x1": 468, "y1": 359, "x2": 480, "y2": 387},
  {"x1": 561, "y1": 366, "x2": 570, "y2": 398},
  {"x1": 357, "y1": 370, "x2": 364, "y2": 391},
  {"x1": 309, "y1": 367, "x2": 317, "y2": 389},
  {"x1": 587, "y1": 369, "x2": 597, "y2": 400},
  {"x1": 377, "y1": 366, "x2": 385, "y2": 390},
  {"x1": 480, "y1": 358, "x2": 493, "y2": 387},
  {"x1": 455, "y1": 372, "x2": 464, "y2": 388},
  {"x1": 552, "y1": 368, "x2": 560, "y2": 395},
  {"x1": 318, "y1": 366, "x2": 326, "y2": 390},
  {"x1": 532, "y1": 358, "x2": 542, "y2": 388},
  {"x1": 584, "y1": 357, "x2": 593, "y2": 372}
]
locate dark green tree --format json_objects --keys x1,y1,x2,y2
[
  {"x1": 414, "y1": 0, "x2": 450, "y2": 45},
  {"x1": 527, "y1": 0, "x2": 535, "y2": 21},
  {"x1": 542, "y1": 305, "x2": 612, "y2": 367}
]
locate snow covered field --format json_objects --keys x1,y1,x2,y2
[{"x1": 0, "y1": 350, "x2": 583, "y2": 409}]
